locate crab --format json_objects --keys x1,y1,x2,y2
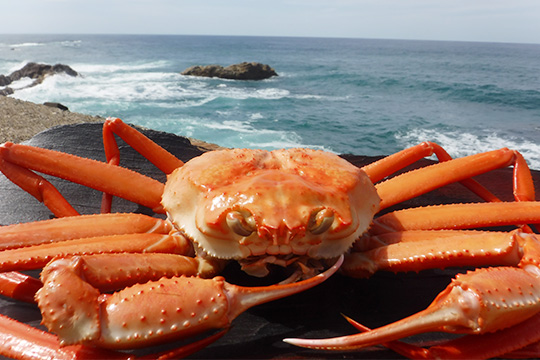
[{"x1": 0, "y1": 118, "x2": 539, "y2": 359}]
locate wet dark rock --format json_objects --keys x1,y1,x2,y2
[
  {"x1": 8, "y1": 63, "x2": 78, "y2": 82},
  {"x1": 182, "y1": 62, "x2": 277, "y2": 80},
  {"x1": 43, "y1": 102, "x2": 69, "y2": 111},
  {"x1": 0, "y1": 75, "x2": 10, "y2": 87},
  {"x1": 0, "y1": 87, "x2": 14, "y2": 96},
  {"x1": 0, "y1": 62, "x2": 78, "y2": 96}
]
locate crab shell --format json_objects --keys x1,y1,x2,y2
[{"x1": 162, "y1": 148, "x2": 380, "y2": 263}]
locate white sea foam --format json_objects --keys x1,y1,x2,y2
[
  {"x1": 73, "y1": 60, "x2": 170, "y2": 74},
  {"x1": 8, "y1": 42, "x2": 44, "y2": 48},
  {"x1": 9, "y1": 59, "x2": 313, "y2": 113},
  {"x1": 8, "y1": 78, "x2": 34, "y2": 90},
  {"x1": 14, "y1": 68, "x2": 183, "y2": 104},
  {"x1": 60, "y1": 40, "x2": 82, "y2": 47},
  {"x1": 1, "y1": 39, "x2": 81, "y2": 49},
  {"x1": 396, "y1": 128, "x2": 540, "y2": 170}
]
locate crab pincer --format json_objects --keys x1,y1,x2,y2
[
  {"x1": 36, "y1": 254, "x2": 343, "y2": 349},
  {"x1": 284, "y1": 263, "x2": 540, "y2": 357}
]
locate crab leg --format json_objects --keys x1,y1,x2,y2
[
  {"x1": 370, "y1": 201, "x2": 540, "y2": 235},
  {"x1": 0, "y1": 142, "x2": 165, "y2": 216},
  {"x1": 0, "y1": 158, "x2": 79, "y2": 218},
  {"x1": 0, "y1": 272, "x2": 42, "y2": 303},
  {"x1": 362, "y1": 142, "x2": 503, "y2": 203},
  {"x1": 343, "y1": 230, "x2": 523, "y2": 277},
  {"x1": 0, "y1": 213, "x2": 172, "y2": 250},
  {"x1": 372, "y1": 147, "x2": 534, "y2": 210},
  {"x1": 102, "y1": 118, "x2": 184, "y2": 176},
  {"x1": 0, "y1": 312, "x2": 228, "y2": 360},
  {"x1": 36, "y1": 255, "x2": 343, "y2": 349},
  {"x1": 0, "y1": 232, "x2": 191, "y2": 272},
  {"x1": 343, "y1": 314, "x2": 540, "y2": 360},
  {"x1": 0, "y1": 213, "x2": 188, "y2": 272},
  {"x1": 0, "y1": 213, "x2": 176, "y2": 302},
  {"x1": 101, "y1": 118, "x2": 184, "y2": 213},
  {"x1": 0, "y1": 314, "x2": 132, "y2": 360}
]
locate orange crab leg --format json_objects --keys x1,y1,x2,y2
[
  {"x1": 362, "y1": 142, "x2": 506, "y2": 204},
  {"x1": 0, "y1": 159, "x2": 79, "y2": 217},
  {"x1": 102, "y1": 118, "x2": 184, "y2": 175},
  {"x1": 373, "y1": 147, "x2": 534, "y2": 210},
  {"x1": 343, "y1": 230, "x2": 523, "y2": 278},
  {"x1": 421, "y1": 312, "x2": 540, "y2": 360},
  {"x1": 343, "y1": 314, "x2": 540, "y2": 360},
  {"x1": 370, "y1": 201, "x2": 540, "y2": 235},
  {"x1": 0, "y1": 312, "x2": 228, "y2": 360},
  {"x1": 0, "y1": 142, "x2": 165, "y2": 215},
  {"x1": 0, "y1": 272, "x2": 42, "y2": 303},
  {"x1": 0, "y1": 314, "x2": 132, "y2": 360},
  {"x1": 0, "y1": 213, "x2": 171, "y2": 250},
  {"x1": 0, "y1": 213, "x2": 175, "y2": 302},
  {"x1": 101, "y1": 118, "x2": 184, "y2": 213},
  {"x1": 0, "y1": 232, "x2": 191, "y2": 272}
]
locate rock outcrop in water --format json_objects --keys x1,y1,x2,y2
[
  {"x1": 181, "y1": 62, "x2": 277, "y2": 80},
  {"x1": 0, "y1": 62, "x2": 79, "y2": 96}
]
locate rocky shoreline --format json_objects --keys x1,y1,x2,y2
[
  {"x1": 0, "y1": 61, "x2": 271, "y2": 146},
  {"x1": 0, "y1": 96, "x2": 221, "y2": 151},
  {"x1": 0, "y1": 96, "x2": 102, "y2": 144}
]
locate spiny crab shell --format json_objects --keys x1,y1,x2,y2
[{"x1": 162, "y1": 148, "x2": 380, "y2": 275}]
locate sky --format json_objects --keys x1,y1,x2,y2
[{"x1": 3, "y1": 0, "x2": 540, "y2": 44}]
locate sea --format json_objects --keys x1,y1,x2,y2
[{"x1": 1, "y1": 34, "x2": 540, "y2": 168}]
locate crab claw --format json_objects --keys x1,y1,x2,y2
[
  {"x1": 284, "y1": 265, "x2": 540, "y2": 351},
  {"x1": 37, "y1": 255, "x2": 343, "y2": 349}
]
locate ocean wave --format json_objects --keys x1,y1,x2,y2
[
  {"x1": 73, "y1": 60, "x2": 170, "y2": 74},
  {"x1": 425, "y1": 81, "x2": 540, "y2": 110},
  {"x1": 132, "y1": 115, "x2": 334, "y2": 152},
  {"x1": 10, "y1": 59, "x2": 326, "y2": 110},
  {"x1": 180, "y1": 79, "x2": 291, "y2": 100},
  {"x1": 7, "y1": 42, "x2": 44, "y2": 48},
  {"x1": 1, "y1": 39, "x2": 82, "y2": 49},
  {"x1": 395, "y1": 128, "x2": 540, "y2": 170},
  {"x1": 14, "y1": 69, "x2": 184, "y2": 104},
  {"x1": 60, "y1": 40, "x2": 82, "y2": 47}
]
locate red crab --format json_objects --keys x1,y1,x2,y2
[{"x1": 0, "y1": 118, "x2": 539, "y2": 359}]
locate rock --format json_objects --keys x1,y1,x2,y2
[
  {"x1": 182, "y1": 62, "x2": 277, "y2": 80},
  {"x1": 0, "y1": 63, "x2": 78, "y2": 96},
  {"x1": 182, "y1": 65, "x2": 221, "y2": 78},
  {"x1": 43, "y1": 102, "x2": 69, "y2": 111},
  {"x1": 8, "y1": 62, "x2": 78, "y2": 82},
  {"x1": 0, "y1": 87, "x2": 14, "y2": 96},
  {"x1": 0, "y1": 75, "x2": 10, "y2": 87}
]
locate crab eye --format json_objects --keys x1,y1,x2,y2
[
  {"x1": 308, "y1": 208, "x2": 335, "y2": 235},
  {"x1": 226, "y1": 210, "x2": 256, "y2": 236}
]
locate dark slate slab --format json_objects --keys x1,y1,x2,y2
[{"x1": 0, "y1": 122, "x2": 538, "y2": 359}]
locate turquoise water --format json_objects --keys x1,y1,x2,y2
[{"x1": 1, "y1": 34, "x2": 540, "y2": 167}]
